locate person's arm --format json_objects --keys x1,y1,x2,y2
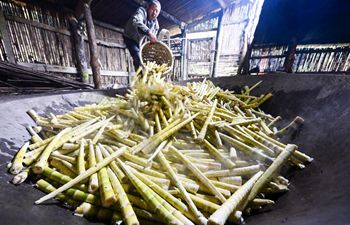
[
  {"x1": 132, "y1": 7, "x2": 158, "y2": 43},
  {"x1": 132, "y1": 7, "x2": 151, "y2": 35},
  {"x1": 148, "y1": 32, "x2": 157, "y2": 43},
  {"x1": 148, "y1": 20, "x2": 159, "y2": 43}
]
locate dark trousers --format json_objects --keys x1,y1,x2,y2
[{"x1": 123, "y1": 36, "x2": 141, "y2": 70}]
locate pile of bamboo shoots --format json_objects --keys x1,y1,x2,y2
[{"x1": 8, "y1": 62, "x2": 313, "y2": 225}]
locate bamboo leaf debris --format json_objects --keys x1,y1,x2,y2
[{"x1": 8, "y1": 63, "x2": 312, "y2": 224}]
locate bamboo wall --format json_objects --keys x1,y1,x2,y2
[
  {"x1": 187, "y1": 38, "x2": 213, "y2": 78},
  {"x1": 0, "y1": 39, "x2": 6, "y2": 61},
  {"x1": 182, "y1": 0, "x2": 264, "y2": 78},
  {"x1": 0, "y1": 0, "x2": 131, "y2": 88},
  {"x1": 168, "y1": 35, "x2": 183, "y2": 81},
  {"x1": 250, "y1": 44, "x2": 350, "y2": 74},
  {"x1": 170, "y1": 57, "x2": 181, "y2": 81},
  {"x1": 188, "y1": 16, "x2": 218, "y2": 33},
  {"x1": 0, "y1": 1, "x2": 72, "y2": 65},
  {"x1": 94, "y1": 25, "x2": 131, "y2": 72},
  {"x1": 250, "y1": 45, "x2": 288, "y2": 73},
  {"x1": 182, "y1": 16, "x2": 217, "y2": 79},
  {"x1": 216, "y1": 0, "x2": 264, "y2": 76},
  {"x1": 293, "y1": 44, "x2": 350, "y2": 73}
]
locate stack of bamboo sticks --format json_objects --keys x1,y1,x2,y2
[
  {"x1": 0, "y1": 61, "x2": 92, "y2": 95},
  {"x1": 8, "y1": 62, "x2": 312, "y2": 225}
]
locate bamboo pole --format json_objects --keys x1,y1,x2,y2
[
  {"x1": 84, "y1": 3, "x2": 101, "y2": 89},
  {"x1": 208, "y1": 171, "x2": 263, "y2": 225},
  {"x1": 0, "y1": 8, "x2": 16, "y2": 63},
  {"x1": 35, "y1": 147, "x2": 127, "y2": 204}
]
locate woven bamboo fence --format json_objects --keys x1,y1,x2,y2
[
  {"x1": 0, "y1": 1, "x2": 131, "y2": 88},
  {"x1": 249, "y1": 44, "x2": 350, "y2": 74}
]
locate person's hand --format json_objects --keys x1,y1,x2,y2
[{"x1": 148, "y1": 32, "x2": 157, "y2": 43}]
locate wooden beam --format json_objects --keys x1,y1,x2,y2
[
  {"x1": 84, "y1": 3, "x2": 101, "y2": 89},
  {"x1": 75, "y1": 0, "x2": 93, "y2": 19},
  {"x1": 187, "y1": 31, "x2": 217, "y2": 40},
  {"x1": 5, "y1": 14, "x2": 71, "y2": 35},
  {"x1": 284, "y1": 43, "x2": 297, "y2": 73},
  {"x1": 17, "y1": 62, "x2": 79, "y2": 74},
  {"x1": 181, "y1": 30, "x2": 188, "y2": 80},
  {"x1": 295, "y1": 48, "x2": 350, "y2": 54},
  {"x1": 212, "y1": 9, "x2": 224, "y2": 77},
  {"x1": 0, "y1": 8, "x2": 15, "y2": 63},
  {"x1": 82, "y1": 36, "x2": 126, "y2": 48},
  {"x1": 186, "y1": 28, "x2": 218, "y2": 34},
  {"x1": 250, "y1": 55, "x2": 287, "y2": 59},
  {"x1": 98, "y1": 70, "x2": 129, "y2": 77},
  {"x1": 94, "y1": 39, "x2": 126, "y2": 48},
  {"x1": 187, "y1": 10, "x2": 221, "y2": 30},
  {"x1": 238, "y1": 43, "x2": 253, "y2": 75},
  {"x1": 93, "y1": 19, "x2": 124, "y2": 33},
  {"x1": 126, "y1": 51, "x2": 133, "y2": 84},
  {"x1": 17, "y1": 62, "x2": 129, "y2": 77}
]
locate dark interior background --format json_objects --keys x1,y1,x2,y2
[{"x1": 254, "y1": 0, "x2": 350, "y2": 45}]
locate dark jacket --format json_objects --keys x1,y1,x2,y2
[{"x1": 124, "y1": 7, "x2": 159, "y2": 44}]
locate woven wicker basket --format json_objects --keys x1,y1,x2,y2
[{"x1": 140, "y1": 40, "x2": 173, "y2": 74}]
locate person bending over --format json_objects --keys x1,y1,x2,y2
[{"x1": 123, "y1": 0, "x2": 161, "y2": 69}]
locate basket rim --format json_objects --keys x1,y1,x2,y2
[{"x1": 139, "y1": 41, "x2": 174, "y2": 74}]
